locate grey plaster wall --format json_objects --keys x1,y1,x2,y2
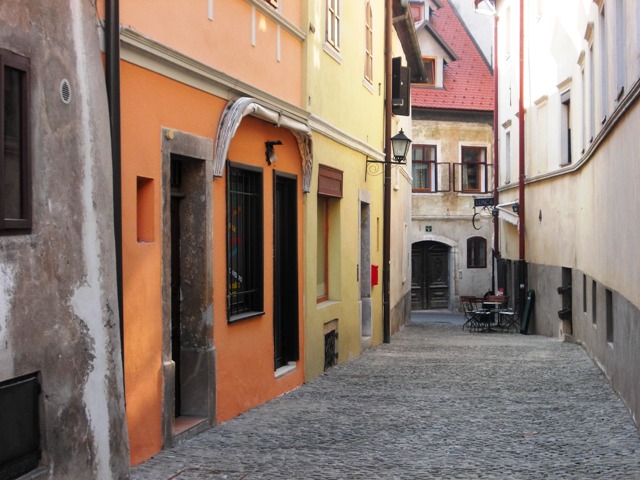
[
  {"x1": 0, "y1": 1, "x2": 129, "y2": 478},
  {"x1": 571, "y1": 271, "x2": 640, "y2": 427},
  {"x1": 528, "y1": 262, "x2": 640, "y2": 427},
  {"x1": 526, "y1": 263, "x2": 564, "y2": 338}
]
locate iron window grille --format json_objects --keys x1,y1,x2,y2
[
  {"x1": 227, "y1": 163, "x2": 264, "y2": 321},
  {"x1": 1, "y1": 49, "x2": 31, "y2": 232}
]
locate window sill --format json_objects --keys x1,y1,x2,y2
[
  {"x1": 275, "y1": 362, "x2": 297, "y2": 379},
  {"x1": 317, "y1": 299, "x2": 340, "y2": 309},
  {"x1": 228, "y1": 310, "x2": 265, "y2": 323},
  {"x1": 323, "y1": 43, "x2": 342, "y2": 64}
]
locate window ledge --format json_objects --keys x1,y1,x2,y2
[
  {"x1": 317, "y1": 299, "x2": 340, "y2": 309},
  {"x1": 228, "y1": 310, "x2": 265, "y2": 323},
  {"x1": 275, "y1": 362, "x2": 297, "y2": 378},
  {"x1": 323, "y1": 43, "x2": 342, "y2": 64}
]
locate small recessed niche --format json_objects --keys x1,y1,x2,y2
[{"x1": 137, "y1": 176, "x2": 154, "y2": 243}]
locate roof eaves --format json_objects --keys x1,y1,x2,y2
[{"x1": 393, "y1": 0, "x2": 428, "y2": 81}]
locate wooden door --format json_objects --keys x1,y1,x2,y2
[{"x1": 411, "y1": 241, "x2": 450, "y2": 310}]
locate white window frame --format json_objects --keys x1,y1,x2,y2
[{"x1": 326, "y1": 0, "x2": 341, "y2": 52}]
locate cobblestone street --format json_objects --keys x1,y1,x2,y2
[{"x1": 132, "y1": 312, "x2": 640, "y2": 479}]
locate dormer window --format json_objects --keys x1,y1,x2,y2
[
  {"x1": 410, "y1": 2, "x2": 424, "y2": 23},
  {"x1": 422, "y1": 57, "x2": 436, "y2": 86}
]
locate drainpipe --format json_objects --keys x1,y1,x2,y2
[
  {"x1": 517, "y1": 0, "x2": 526, "y2": 310},
  {"x1": 383, "y1": 0, "x2": 392, "y2": 343},
  {"x1": 492, "y1": 13, "x2": 499, "y2": 289},
  {"x1": 517, "y1": 0, "x2": 525, "y2": 262},
  {"x1": 105, "y1": 0, "x2": 124, "y2": 371}
]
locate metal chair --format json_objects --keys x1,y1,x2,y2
[
  {"x1": 497, "y1": 305, "x2": 520, "y2": 332},
  {"x1": 461, "y1": 296, "x2": 493, "y2": 332}
]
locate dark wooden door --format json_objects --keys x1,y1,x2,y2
[
  {"x1": 411, "y1": 242, "x2": 449, "y2": 310},
  {"x1": 170, "y1": 194, "x2": 182, "y2": 417},
  {"x1": 273, "y1": 174, "x2": 298, "y2": 369}
]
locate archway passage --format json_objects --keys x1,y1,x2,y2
[{"x1": 411, "y1": 241, "x2": 450, "y2": 310}]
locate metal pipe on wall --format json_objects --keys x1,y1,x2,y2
[
  {"x1": 518, "y1": 0, "x2": 525, "y2": 261},
  {"x1": 105, "y1": 0, "x2": 124, "y2": 371},
  {"x1": 492, "y1": 13, "x2": 500, "y2": 287},
  {"x1": 383, "y1": 0, "x2": 393, "y2": 343}
]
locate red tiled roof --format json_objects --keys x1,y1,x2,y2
[{"x1": 411, "y1": 0, "x2": 494, "y2": 112}]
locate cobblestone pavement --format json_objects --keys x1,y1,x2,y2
[{"x1": 132, "y1": 312, "x2": 640, "y2": 479}]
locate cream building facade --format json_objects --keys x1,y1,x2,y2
[{"x1": 495, "y1": 0, "x2": 640, "y2": 425}]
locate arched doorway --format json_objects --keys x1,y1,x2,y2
[{"x1": 411, "y1": 241, "x2": 450, "y2": 310}]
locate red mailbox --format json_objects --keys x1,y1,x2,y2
[{"x1": 371, "y1": 265, "x2": 379, "y2": 286}]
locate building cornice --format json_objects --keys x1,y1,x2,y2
[
  {"x1": 119, "y1": 27, "x2": 310, "y2": 124},
  {"x1": 309, "y1": 115, "x2": 384, "y2": 161}
]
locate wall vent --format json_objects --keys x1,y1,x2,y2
[{"x1": 60, "y1": 79, "x2": 71, "y2": 104}]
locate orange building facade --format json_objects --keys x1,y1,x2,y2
[{"x1": 98, "y1": 0, "x2": 310, "y2": 464}]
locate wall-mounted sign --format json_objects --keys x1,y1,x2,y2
[
  {"x1": 474, "y1": 197, "x2": 494, "y2": 207},
  {"x1": 425, "y1": 226, "x2": 432, "y2": 232}
]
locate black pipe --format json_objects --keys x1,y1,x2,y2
[
  {"x1": 105, "y1": 0, "x2": 124, "y2": 375},
  {"x1": 383, "y1": 0, "x2": 392, "y2": 344}
]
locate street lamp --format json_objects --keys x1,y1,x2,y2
[{"x1": 390, "y1": 129, "x2": 412, "y2": 164}]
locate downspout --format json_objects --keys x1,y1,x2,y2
[
  {"x1": 492, "y1": 13, "x2": 499, "y2": 289},
  {"x1": 105, "y1": 0, "x2": 124, "y2": 371},
  {"x1": 518, "y1": 0, "x2": 525, "y2": 261},
  {"x1": 383, "y1": 0, "x2": 393, "y2": 343}
]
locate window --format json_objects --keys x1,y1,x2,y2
[
  {"x1": 422, "y1": 57, "x2": 435, "y2": 86},
  {"x1": 317, "y1": 165, "x2": 342, "y2": 302},
  {"x1": 460, "y1": 146, "x2": 487, "y2": 193},
  {"x1": 317, "y1": 197, "x2": 329, "y2": 302},
  {"x1": 326, "y1": 0, "x2": 341, "y2": 51},
  {"x1": 580, "y1": 65, "x2": 586, "y2": 152},
  {"x1": 227, "y1": 164, "x2": 263, "y2": 320},
  {"x1": 615, "y1": 0, "x2": 625, "y2": 99},
  {"x1": 588, "y1": 43, "x2": 595, "y2": 142},
  {"x1": 364, "y1": 2, "x2": 373, "y2": 83},
  {"x1": 583, "y1": 274, "x2": 587, "y2": 314},
  {"x1": 606, "y1": 289, "x2": 613, "y2": 343},
  {"x1": 467, "y1": 237, "x2": 486, "y2": 268},
  {"x1": 599, "y1": 5, "x2": 608, "y2": 121},
  {"x1": 412, "y1": 145, "x2": 437, "y2": 192},
  {"x1": 504, "y1": 130, "x2": 511, "y2": 183},
  {"x1": 1, "y1": 49, "x2": 31, "y2": 231},
  {"x1": 560, "y1": 90, "x2": 571, "y2": 165},
  {"x1": 411, "y1": 4, "x2": 424, "y2": 23},
  {"x1": 505, "y1": 6, "x2": 511, "y2": 58},
  {"x1": 592, "y1": 280, "x2": 597, "y2": 325}
]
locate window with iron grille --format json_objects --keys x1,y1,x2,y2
[
  {"x1": 1, "y1": 49, "x2": 31, "y2": 232},
  {"x1": 460, "y1": 146, "x2": 487, "y2": 193},
  {"x1": 326, "y1": 0, "x2": 341, "y2": 51},
  {"x1": 467, "y1": 236, "x2": 486, "y2": 268},
  {"x1": 227, "y1": 163, "x2": 263, "y2": 321},
  {"x1": 412, "y1": 145, "x2": 437, "y2": 192}
]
